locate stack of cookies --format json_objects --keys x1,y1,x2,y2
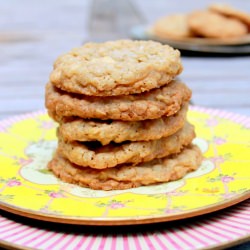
[{"x1": 45, "y1": 40, "x2": 203, "y2": 190}]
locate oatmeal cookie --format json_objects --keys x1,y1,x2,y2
[
  {"x1": 58, "y1": 103, "x2": 188, "y2": 145},
  {"x1": 48, "y1": 144, "x2": 202, "y2": 190},
  {"x1": 153, "y1": 14, "x2": 193, "y2": 39},
  {"x1": 209, "y1": 3, "x2": 250, "y2": 28},
  {"x1": 188, "y1": 10, "x2": 248, "y2": 38},
  {"x1": 57, "y1": 122, "x2": 195, "y2": 169},
  {"x1": 45, "y1": 80, "x2": 191, "y2": 121},
  {"x1": 50, "y1": 40, "x2": 183, "y2": 96}
]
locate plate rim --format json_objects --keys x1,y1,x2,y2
[
  {"x1": 0, "y1": 239, "x2": 34, "y2": 250},
  {"x1": 0, "y1": 191, "x2": 249, "y2": 226},
  {"x1": 130, "y1": 25, "x2": 250, "y2": 54},
  {"x1": 148, "y1": 27, "x2": 250, "y2": 46},
  {"x1": 0, "y1": 107, "x2": 249, "y2": 225},
  {"x1": 0, "y1": 200, "x2": 250, "y2": 250}
]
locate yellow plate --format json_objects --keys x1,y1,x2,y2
[{"x1": 0, "y1": 106, "x2": 249, "y2": 225}]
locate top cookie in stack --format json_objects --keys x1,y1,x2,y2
[
  {"x1": 49, "y1": 40, "x2": 182, "y2": 96},
  {"x1": 45, "y1": 40, "x2": 203, "y2": 190}
]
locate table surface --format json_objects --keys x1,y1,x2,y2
[{"x1": 0, "y1": 0, "x2": 249, "y2": 249}]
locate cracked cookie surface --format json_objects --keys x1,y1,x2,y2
[
  {"x1": 50, "y1": 40, "x2": 183, "y2": 96},
  {"x1": 46, "y1": 80, "x2": 191, "y2": 121},
  {"x1": 48, "y1": 144, "x2": 202, "y2": 190},
  {"x1": 57, "y1": 122, "x2": 195, "y2": 169},
  {"x1": 58, "y1": 103, "x2": 188, "y2": 145}
]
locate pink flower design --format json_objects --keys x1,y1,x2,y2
[
  {"x1": 40, "y1": 207, "x2": 49, "y2": 213},
  {"x1": 165, "y1": 208, "x2": 182, "y2": 213},
  {"x1": 214, "y1": 137, "x2": 227, "y2": 145},
  {"x1": 206, "y1": 118, "x2": 218, "y2": 127},
  {"x1": 210, "y1": 156, "x2": 225, "y2": 164},
  {"x1": 110, "y1": 202, "x2": 125, "y2": 209},
  {"x1": 7, "y1": 180, "x2": 21, "y2": 187},
  {"x1": 221, "y1": 176, "x2": 234, "y2": 183},
  {"x1": 222, "y1": 193, "x2": 235, "y2": 199},
  {"x1": 49, "y1": 192, "x2": 64, "y2": 198},
  {"x1": 18, "y1": 158, "x2": 33, "y2": 166}
]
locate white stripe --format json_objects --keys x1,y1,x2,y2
[
  {"x1": 198, "y1": 222, "x2": 237, "y2": 239},
  {"x1": 89, "y1": 235, "x2": 102, "y2": 250},
  {"x1": 243, "y1": 119, "x2": 250, "y2": 126},
  {"x1": 5, "y1": 227, "x2": 36, "y2": 242},
  {"x1": 176, "y1": 228, "x2": 205, "y2": 248},
  {"x1": 137, "y1": 233, "x2": 151, "y2": 250},
  {"x1": 235, "y1": 211, "x2": 250, "y2": 216},
  {"x1": 219, "y1": 214, "x2": 250, "y2": 225},
  {"x1": 221, "y1": 111, "x2": 230, "y2": 119},
  {"x1": 0, "y1": 224, "x2": 27, "y2": 238},
  {"x1": 233, "y1": 207, "x2": 250, "y2": 213},
  {"x1": 127, "y1": 234, "x2": 136, "y2": 250},
  {"x1": 213, "y1": 109, "x2": 220, "y2": 116},
  {"x1": 103, "y1": 235, "x2": 113, "y2": 250},
  {"x1": 238, "y1": 207, "x2": 250, "y2": 211},
  {"x1": 211, "y1": 222, "x2": 246, "y2": 235},
  {"x1": 145, "y1": 233, "x2": 162, "y2": 250},
  {"x1": 182, "y1": 225, "x2": 217, "y2": 245},
  {"x1": 49, "y1": 234, "x2": 72, "y2": 249},
  {"x1": 168, "y1": 230, "x2": 194, "y2": 250},
  {"x1": 216, "y1": 218, "x2": 250, "y2": 231},
  {"x1": 0, "y1": 221, "x2": 16, "y2": 230},
  {"x1": 224, "y1": 210, "x2": 250, "y2": 218},
  {"x1": 26, "y1": 230, "x2": 54, "y2": 248},
  {"x1": 38, "y1": 232, "x2": 63, "y2": 249},
  {"x1": 235, "y1": 116, "x2": 246, "y2": 123},
  {"x1": 229, "y1": 112, "x2": 239, "y2": 120},
  {"x1": 116, "y1": 235, "x2": 125, "y2": 250},
  {"x1": 79, "y1": 235, "x2": 93, "y2": 250},
  {"x1": 154, "y1": 231, "x2": 179, "y2": 250},
  {"x1": 193, "y1": 224, "x2": 226, "y2": 242},
  {"x1": 64, "y1": 235, "x2": 83, "y2": 250},
  {"x1": 224, "y1": 112, "x2": 232, "y2": 119}
]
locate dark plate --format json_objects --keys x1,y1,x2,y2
[{"x1": 130, "y1": 25, "x2": 250, "y2": 55}]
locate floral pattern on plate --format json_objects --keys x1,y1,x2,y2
[{"x1": 0, "y1": 107, "x2": 249, "y2": 223}]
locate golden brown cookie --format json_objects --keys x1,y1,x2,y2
[
  {"x1": 188, "y1": 10, "x2": 248, "y2": 38},
  {"x1": 45, "y1": 80, "x2": 192, "y2": 122},
  {"x1": 58, "y1": 103, "x2": 188, "y2": 145},
  {"x1": 209, "y1": 3, "x2": 250, "y2": 28},
  {"x1": 50, "y1": 40, "x2": 183, "y2": 96},
  {"x1": 57, "y1": 122, "x2": 195, "y2": 169},
  {"x1": 48, "y1": 144, "x2": 202, "y2": 190},
  {"x1": 153, "y1": 14, "x2": 193, "y2": 39}
]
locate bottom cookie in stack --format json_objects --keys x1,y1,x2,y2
[{"x1": 48, "y1": 144, "x2": 202, "y2": 191}]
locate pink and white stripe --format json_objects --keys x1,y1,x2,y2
[
  {"x1": 190, "y1": 106, "x2": 250, "y2": 127},
  {"x1": 0, "y1": 110, "x2": 46, "y2": 131},
  {"x1": 0, "y1": 199, "x2": 249, "y2": 250}
]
